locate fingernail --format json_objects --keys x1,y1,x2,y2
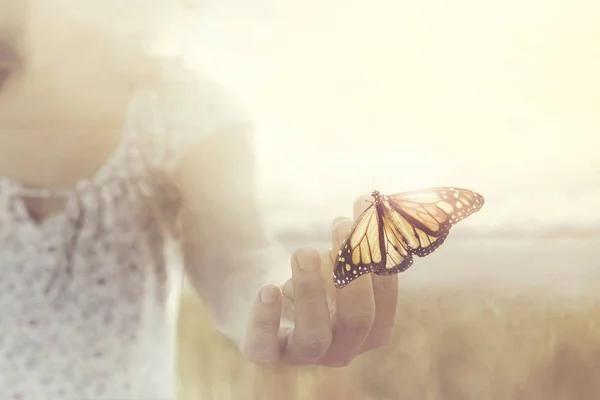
[
  {"x1": 295, "y1": 248, "x2": 317, "y2": 271},
  {"x1": 260, "y1": 285, "x2": 280, "y2": 304},
  {"x1": 332, "y1": 216, "x2": 350, "y2": 229}
]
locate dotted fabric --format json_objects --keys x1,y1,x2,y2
[{"x1": 0, "y1": 78, "x2": 249, "y2": 399}]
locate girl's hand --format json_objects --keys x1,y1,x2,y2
[{"x1": 243, "y1": 195, "x2": 398, "y2": 367}]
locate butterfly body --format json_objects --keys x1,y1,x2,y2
[{"x1": 333, "y1": 187, "x2": 484, "y2": 289}]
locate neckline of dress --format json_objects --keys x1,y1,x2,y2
[
  {"x1": 0, "y1": 133, "x2": 128, "y2": 198},
  {"x1": 0, "y1": 88, "x2": 152, "y2": 198}
]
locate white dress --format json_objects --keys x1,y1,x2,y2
[{"x1": 0, "y1": 76, "x2": 249, "y2": 399}]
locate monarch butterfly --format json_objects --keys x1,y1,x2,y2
[{"x1": 333, "y1": 187, "x2": 485, "y2": 289}]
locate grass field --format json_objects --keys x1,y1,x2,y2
[{"x1": 176, "y1": 239, "x2": 600, "y2": 400}]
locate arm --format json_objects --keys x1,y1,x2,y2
[
  {"x1": 174, "y1": 125, "x2": 290, "y2": 349},
  {"x1": 171, "y1": 89, "x2": 397, "y2": 367}
]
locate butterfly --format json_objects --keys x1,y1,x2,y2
[{"x1": 333, "y1": 187, "x2": 485, "y2": 289}]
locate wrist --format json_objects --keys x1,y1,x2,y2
[{"x1": 213, "y1": 242, "x2": 291, "y2": 350}]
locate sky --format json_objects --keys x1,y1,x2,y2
[{"x1": 184, "y1": 0, "x2": 600, "y2": 236}]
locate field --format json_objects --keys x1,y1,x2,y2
[{"x1": 176, "y1": 239, "x2": 600, "y2": 400}]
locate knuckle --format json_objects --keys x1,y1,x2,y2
[
  {"x1": 251, "y1": 315, "x2": 278, "y2": 332},
  {"x1": 244, "y1": 348, "x2": 278, "y2": 366},
  {"x1": 294, "y1": 281, "x2": 324, "y2": 298},
  {"x1": 293, "y1": 332, "x2": 332, "y2": 360},
  {"x1": 338, "y1": 314, "x2": 374, "y2": 333}
]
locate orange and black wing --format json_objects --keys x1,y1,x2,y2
[
  {"x1": 333, "y1": 205, "x2": 388, "y2": 289},
  {"x1": 388, "y1": 187, "x2": 485, "y2": 237},
  {"x1": 372, "y1": 203, "x2": 416, "y2": 276},
  {"x1": 382, "y1": 187, "x2": 483, "y2": 261},
  {"x1": 334, "y1": 187, "x2": 485, "y2": 287}
]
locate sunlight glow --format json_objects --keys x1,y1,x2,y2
[{"x1": 187, "y1": 0, "x2": 600, "y2": 232}]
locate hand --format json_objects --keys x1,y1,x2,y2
[{"x1": 243, "y1": 195, "x2": 399, "y2": 367}]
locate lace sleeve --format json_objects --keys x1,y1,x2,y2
[{"x1": 154, "y1": 71, "x2": 254, "y2": 170}]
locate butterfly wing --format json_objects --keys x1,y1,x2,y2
[
  {"x1": 387, "y1": 187, "x2": 485, "y2": 237},
  {"x1": 374, "y1": 187, "x2": 483, "y2": 275},
  {"x1": 334, "y1": 187, "x2": 485, "y2": 287},
  {"x1": 373, "y1": 206, "x2": 414, "y2": 276},
  {"x1": 333, "y1": 204, "x2": 387, "y2": 289}
]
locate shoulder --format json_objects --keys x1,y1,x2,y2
[
  {"x1": 156, "y1": 65, "x2": 253, "y2": 137},
  {"x1": 144, "y1": 64, "x2": 256, "y2": 180},
  {"x1": 137, "y1": 64, "x2": 254, "y2": 168}
]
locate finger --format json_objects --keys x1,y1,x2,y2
[
  {"x1": 328, "y1": 217, "x2": 353, "y2": 274},
  {"x1": 327, "y1": 194, "x2": 371, "y2": 265},
  {"x1": 327, "y1": 216, "x2": 355, "y2": 282},
  {"x1": 281, "y1": 248, "x2": 332, "y2": 364},
  {"x1": 321, "y1": 249, "x2": 336, "y2": 299},
  {"x1": 322, "y1": 248, "x2": 334, "y2": 277},
  {"x1": 360, "y1": 274, "x2": 398, "y2": 352},
  {"x1": 320, "y1": 249, "x2": 337, "y2": 314},
  {"x1": 354, "y1": 194, "x2": 374, "y2": 219},
  {"x1": 243, "y1": 284, "x2": 283, "y2": 365},
  {"x1": 332, "y1": 215, "x2": 350, "y2": 229},
  {"x1": 281, "y1": 278, "x2": 294, "y2": 300},
  {"x1": 354, "y1": 192, "x2": 398, "y2": 351},
  {"x1": 332, "y1": 217, "x2": 352, "y2": 252},
  {"x1": 320, "y1": 272, "x2": 375, "y2": 367}
]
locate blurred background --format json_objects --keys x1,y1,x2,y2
[
  {"x1": 181, "y1": 0, "x2": 599, "y2": 281},
  {"x1": 185, "y1": 0, "x2": 600, "y2": 239},
  {"x1": 176, "y1": 1, "x2": 600, "y2": 399}
]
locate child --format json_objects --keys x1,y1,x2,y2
[{"x1": 0, "y1": 1, "x2": 398, "y2": 398}]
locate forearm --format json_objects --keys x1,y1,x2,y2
[
  {"x1": 183, "y1": 227, "x2": 291, "y2": 349},
  {"x1": 175, "y1": 123, "x2": 291, "y2": 348}
]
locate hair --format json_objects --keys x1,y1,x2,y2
[{"x1": 0, "y1": 0, "x2": 206, "y2": 88}]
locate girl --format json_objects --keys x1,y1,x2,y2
[{"x1": 0, "y1": 1, "x2": 399, "y2": 398}]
